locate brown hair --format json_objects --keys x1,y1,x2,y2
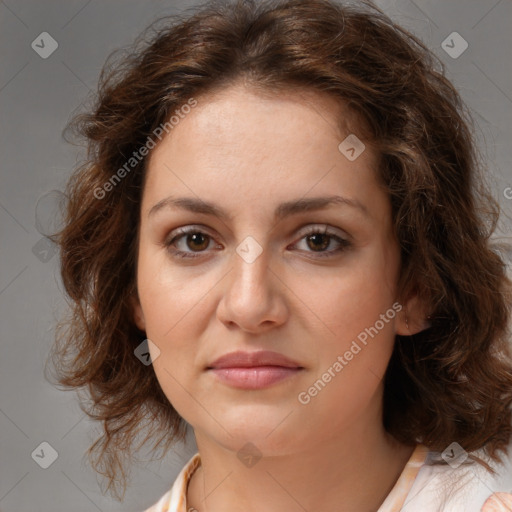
[{"x1": 47, "y1": 0, "x2": 512, "y2": 500}]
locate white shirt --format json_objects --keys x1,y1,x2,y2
[{"x1": 143, "y1": 444, "x2": 512, "y2": 511}]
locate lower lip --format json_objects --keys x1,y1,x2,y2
[{"x1": 209, "y1": 366, "x2": 302, "y2": 389}]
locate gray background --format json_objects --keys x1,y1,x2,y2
[{"x1": 1, "y1": 0, "x2": 511, "y2": 511}]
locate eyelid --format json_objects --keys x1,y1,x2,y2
[
  {"x1": 294, "y1": 223, "x2": 350, "y2": 240},
  {"x1": 163, "y1": 223, "x2": 213, "y2": 239}
]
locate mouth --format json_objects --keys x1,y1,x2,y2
[{"x1": 206, "y1": 350, "x2": 304, "y2": 390}]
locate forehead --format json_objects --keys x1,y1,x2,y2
[
  {"x1": 158, "y1": 84, "x2": 366, "y2": 153},
  {"x1": 142, "y1": 84, "x2": 384, "y2": 221}
]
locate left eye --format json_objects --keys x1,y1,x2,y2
[
  {"x1": 164, "y1": 226, "x2": 351, "y2": 259},
  {"x1": 292, "y1": 229, "x2": 351, "y2": 256}
]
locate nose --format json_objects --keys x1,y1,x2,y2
[{"x1": 216, "y1": 242, "x2": 289, "y2": 334}]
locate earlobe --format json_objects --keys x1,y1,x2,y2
[{"x1": 395, "y1": 294, "x2": 431, "y2": 336}]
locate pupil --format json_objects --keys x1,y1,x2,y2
[
  {"x1": 188, "y1": 233, "x2": 208, "y2": 251},
  {"x1": 307, "y1": 233, "x2": 329, "y2": 251}
]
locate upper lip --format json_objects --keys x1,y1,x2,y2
[{"x1": 207, "y1": 350, "x2": 303, "y2": 369}]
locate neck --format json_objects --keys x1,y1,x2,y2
[{"x1": 187, "y1": 413, "x2": 415, "y2": 512}]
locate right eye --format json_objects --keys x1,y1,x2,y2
[{"x1": 164, "y1": 227, "x2": 220, "y2": 259}]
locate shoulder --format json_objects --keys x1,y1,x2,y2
[
  {"x1": 402, "y1": 445, "x2": 512, "y2": 512},
  {"x1": 143, "y1": 488, "x2": 173, "y2": 512},
  {"x1": 481, "y1": 493, "x2": 512, "y2": 511}
]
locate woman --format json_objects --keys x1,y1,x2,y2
[{"x1": 49, "y1": 0, "x2": 512, "y2": 510}]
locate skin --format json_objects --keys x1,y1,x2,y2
[{"x1": 131, "y1": 83, "x2": 430, "y2": 512}]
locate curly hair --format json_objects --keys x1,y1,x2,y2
[{"x1": 46, "y1": 0, "x2": 512, "y2": 500}]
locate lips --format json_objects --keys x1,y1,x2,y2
[
  {"x1": 207, "y1": 350, "x2": 304, "y2": 390},
  {"x1": 207, "y1": 350, "x2": 303, "y2": 370}
]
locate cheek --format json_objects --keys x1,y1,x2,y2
[
  {"x1": 135, "y1": 253, "x2": 210, "y2": 414},
  {"x1": 138, "y1": 268, "x2": 206, "y2": 417},
  {"x1": 297, "y1": 247, "x2": 400, "y2": 395},
  {"x1": 301, "y1": 285, "x2": 399, "y2": 425},
  {"x1": 309, "y1": 279, "x2": 398, "y2": 380},
  {"x1": 294, "y1": 248, "x2": 399, "y2": 344},
  {"x1": 136, "y1": 245, "x2": 209, "y2": 340}
]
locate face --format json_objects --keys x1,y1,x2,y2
[{"x1": 132, "y1": 83, "x2": 420, "y2": 456}]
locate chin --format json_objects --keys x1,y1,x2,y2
[{"x1": 206, "y1": 412, "x2": 303, "y2": 452}]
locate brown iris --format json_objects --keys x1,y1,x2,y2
[
  {"x1": 306, "y1": 233, "x2": 330, "y2": 252},
  {"x1": 186, "y1": 232, "x2": 210, "y2": 251}
]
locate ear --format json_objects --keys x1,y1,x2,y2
[
  {"x1": 130, "y1": 291, "x2": 146, "y2": 332},
  {"x1": 395, "y1": 293, "x2": 431, "y2": 336}
]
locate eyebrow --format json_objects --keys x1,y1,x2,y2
[{"x1": 148, "y1": 195, "x2": 370, "y2": 222}]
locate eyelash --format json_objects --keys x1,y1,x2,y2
[{"x1": 163, "y1": 225, "x2": 352, "y2": 260}]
